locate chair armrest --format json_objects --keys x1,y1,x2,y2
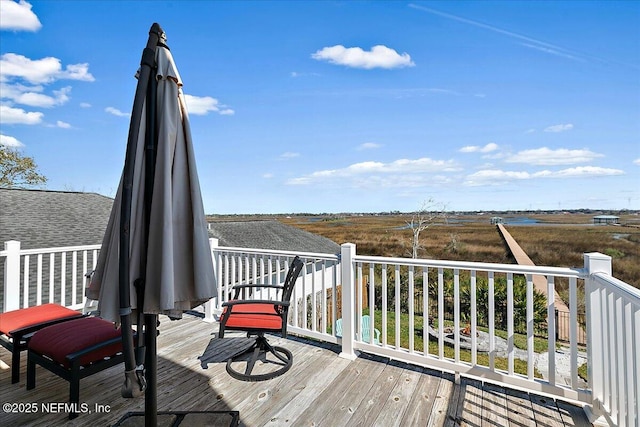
[
  {"x1": 231, "y1": 283, "x2": 285, "y2": 300},
  {"x1": 232, "y1": 283, "x2": 285, "y2": 290},
  {"x1": 222, "y1": 299, "x2": 290, "y2": 308}
]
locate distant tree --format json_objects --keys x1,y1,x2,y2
[
  {"x1": 407, "y1": 198, "x2": 448, "y2": 258},
  {"x1": 0, "y1": 145, "x2": 47, "y2": 188}
]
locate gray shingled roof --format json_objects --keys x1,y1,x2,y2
[
  {"x1": 0, "y1": 188, "x2": 114, "y2": 249},
  {"x1": 0, "y1": 188, "x2": 340, "y2": 255},
  {"x1": 208, "y1": 220, "x2": 340, "y2": 255}
]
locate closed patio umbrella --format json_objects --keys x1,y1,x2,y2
[{"x1": 87, "y1": 23, "x2": 216, "y2": 426}]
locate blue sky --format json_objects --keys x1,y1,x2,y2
[{"x1": 1, "y1": 1, "x2": 638, "y2": 214}]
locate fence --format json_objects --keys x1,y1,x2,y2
[{"x1": 2, "y1": 239, "x2": 638, "y2": 426}]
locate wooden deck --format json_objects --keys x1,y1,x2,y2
[{"x1": 0, "y1": 313, "x2": 592, "y2": 426}]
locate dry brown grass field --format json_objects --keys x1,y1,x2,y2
[{"x1": 277, "y1": 213, "x2": 640, "y2": 291}]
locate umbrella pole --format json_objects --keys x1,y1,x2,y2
[
  {"x1": 119, "y1": 23, "x2": 164, "y2": 403},
  {"x1": 141, "y1": 30, "x2": 159, "y2": 426},
  {"x1": 145, "y1": 314, "x2": 158, "y2": 427}
]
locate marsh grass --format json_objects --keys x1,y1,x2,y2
[{"x1": 280, "y1": 214, "x2": 640, "y2": 292}]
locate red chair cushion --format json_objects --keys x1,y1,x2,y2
[
  {"x1": 0, "y1": 303, "x2": 82, "y2": 337},
  {"x1": 28, "y1": 317, "x2": 122, "y2": 368},
  {"x1": 222, "y1": 303, "x2": 283, "y2": 330}
]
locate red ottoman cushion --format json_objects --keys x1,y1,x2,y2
[
  {"x1": 222, "y1": 303, "x2": 283, "y2": 330},
  {"x1": 0, "y1": 303, "x2": 82, "y2": 337},
  {"x1": 28, "y1": 317, "x2": 122, "y2": 368}
]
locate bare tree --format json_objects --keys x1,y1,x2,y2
[
  {"x1": 407, "y1": 198, "x2": 447, "y2": 259},
  {"x1": 0, "y1": 146, "x2": 47, "y2": 188}
]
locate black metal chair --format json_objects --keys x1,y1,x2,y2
[{"x1": 218, "y1": 256, "x2": 304, "y2": 381}]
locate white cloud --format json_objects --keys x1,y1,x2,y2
[
  {"x1": 287, "y1": 157, "x2": 459, "y2": 186},
  {"x1": 105, "y1": 107, "x2": 129, "y2": 117},
  {"x1": 56, "y1": 120, "x2": 71, "y2": 128},
  {"x1": 464, "y1": 169, "x2": 530, "y2": 186},
  {"x1": 290, "y1": 71, "x2": 320, "y2": 78},
  {"x1": 549, "y1": 166, "x2": 624, "y2": 177},
  {"x1": 544, "y1": 123, "x2": 573, "y2": 133},
  {"x1": 633, "y1": 158, "x2": 640, "y2": 166},
  {"x1": 183, "y1": 94, "x2": 234, "y2": 116},
  {"x1": 80, "y1": 102, "x2": 91, "y2": 108},
  {"x1": 0, "y1": 133, "x2": 24, "y2": 147},
  {"x1": 0, "y1": 104, "x2": 43, "y2": 124},
  {"x1": 459, "y1": 142, "x2": 499, "y2": 153},
  {"x1": 1, "y1": 83, "x2": 71, "y2": 107},
  {"x1": 0, "y1": 53, "x2": 94, "y2": 84},
  {"x1": 0, "y1": 0, "x2": 41, "y2": 32},
  {"x1": 262, "y1": 173, "x2": 274, "y2": 179},
  {"x1": 279, "y1": 152, "x2": 300, "y2": 159},
  {"x1": 464, "y1": 166, "x2": 623, "y2": 186},
  {"x1": 357, "y1": 142, "x2": 382, "y2": 150},
  {"x1": 505, "y1": 147, "x2": 603, "y2": 165},
  {"x1": 311, "y1": 45, "x2": 415, "y2": 69}
]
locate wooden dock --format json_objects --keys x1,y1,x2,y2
[{"x1": 0, "y1": 313, "x2": 592, "y2": 426}]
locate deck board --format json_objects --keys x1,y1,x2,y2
[{"x1": 0, "y1": 313, "x2": 592, "y2": 427}]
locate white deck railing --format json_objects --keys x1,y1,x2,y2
[
  {"x1": 2, "y1": 239, "x2": 638, "y2": 426},
  {"x1": 1, "y1": 240, "x2": 100, "y2": 312},
  {"x1": 585, "y1": 254, "x2": 640, "y2": 426}
]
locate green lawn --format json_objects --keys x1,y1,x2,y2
[{"x1": 360, "y1": 309, "x2": 543, "y2": 378}]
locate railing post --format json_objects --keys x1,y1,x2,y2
[
  {"x1": 3, "y1": 240, "x2": 21, "y2": 312},
  {"x1": 339, "y1": 243, "x2": 357, "y2": 360},
  {"x1": 202, "y1": 238, "x2": 219, "y2": 323},
  {"x1": 583, "y1": 252, "x2": 611, "y2": 425},
  {"x1": 584, "y1": 252, "x2": 612, "y2": 276}
]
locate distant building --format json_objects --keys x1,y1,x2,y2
[
  {"x1": 491, "y1": 217, "x2": 504, "y2": 225},
  {"x1": 593, "y1": 215, "x2": 619, "y2": 225}
]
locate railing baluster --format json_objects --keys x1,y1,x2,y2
[
  {"x1": 48, "y1": 253, "x2": 54, "y2": 303},
  {"x1": 438, "y1": 267, "x2": 444, "y2": 359},
  {"x1": 471, "y1": 270, "x2": 477, "y2": 366},
  {"x1": 507, "y1": 272, "x2": 514, "y2": 375},
  {"x1": 23, "y1": 255, "x2": 30, "y2": 308},
  {"x1": 72, "y1": 251, "x2": 77, "y2": 306},
  {"x1": 569, "y1": 276, "x2": 578, "y2": 389},
  {"x1": 357, "y1": 262, "x2": 363, "y2": 340},
  {"x1": 292, "y1": 256, "x2": 299, "y2": 328},
  {"x1": 409, "y1": 265, "x2": 415, "y2": 352},
  {"x1": 615, "y1": 296, "x2": 624, "y2": 423},
  {"x1": 311, "y1": 260, "x2": 317, "y2": 332},
  {"x1": 60, "y1": 252, "x2": 66, "y2": 307},
  {"x1": 547, "y1": 276, "x2": 556, "y2": 386},
  {"x1": 36, "y1": 254, "x2": 42, "y2": 306},
  {"x1": 382, "y1": 263, "x2": 387, "y2": 347},
  {"x1": 321, "y1": 260, "x2": 327, "y2": 334},
  {"x1": 82, "y1": 250, "x2": 88, "y2": 306},
  {"x1": 454, "y1": 268, "x2": 459, "y2": 363},
  {"x1": 369, "y1": 263, "x2": 375, "y2": 344},
  {"x1": 633, "y1": 304, "x2": 640, "y2": 425},
  {"x1": 526, "y1": 274, "x2": 534, "y2": 380},
  {"x1": 394, "y1": 264, "x2": 400, "y2": 350},
  {"x1": 332, "y1": 259, "x2": 337, "y2": 334},
  {"x1": 488, "y1": 271, "x2": 495, "y2": 370},
  {"x1": 423, "y1": 268, "x2": 428, "y2": 357}
]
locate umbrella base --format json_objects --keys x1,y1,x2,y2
[
  {"x1": 113, "y1": 410, "x2": 239, "y2": 426},
  {"x1": 225, "y1": 335, "x2": 293, "y2": 382}
]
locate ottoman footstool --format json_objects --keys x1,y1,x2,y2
[
  {"x1": 0, "y1": 303, "x2": 84, "y2": 383},
  {"x1": 26, "y1": 317, "x2": 125, "y2": 419}
]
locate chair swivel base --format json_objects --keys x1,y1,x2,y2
[{"x1": 226, "y1": 335, "x2": 292, "y2": 382}]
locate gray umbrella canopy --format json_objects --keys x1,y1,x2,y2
[{"x1": 87, "y1": 44, "x2": 216, "y2": 322}]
